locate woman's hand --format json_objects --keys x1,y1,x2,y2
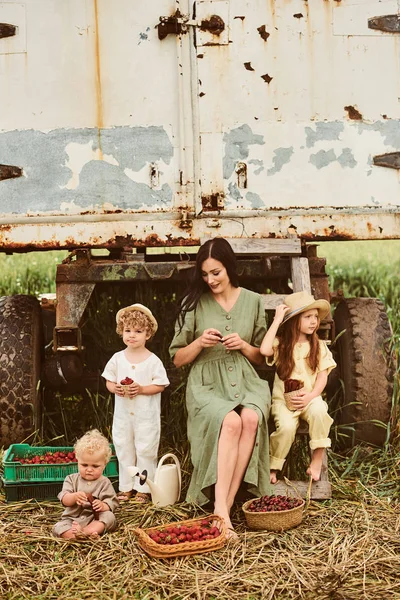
[
  {"x1": 288, "y1": 390, "x2": 313, "y2": 411},
  {"x1": 199, "y1": 328, "x2": 224, "y2": 348},
  {"x1": 221, "y1": 332, "x2": 244, "y2": 351},
  {"x1": 273, "y1": 303, "x2": 291, "y2": 325}
]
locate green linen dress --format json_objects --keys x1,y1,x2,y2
[{"x1": 169, "y1": 287, "x2": 272, "y2": 505}]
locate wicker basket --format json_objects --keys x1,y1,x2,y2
[
  {"x1": 242, "y1": 497, "x2": 305, "y2": 531},
  {"x1": 284, "y1": 388, "x2": 305, "y2": 411},
  {"x1": 134, "y1": 514, "x2": 226, "y2": 558}
]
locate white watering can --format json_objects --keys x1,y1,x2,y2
[{"x1": 127, "y1": 453, "x2": 181, "y2": 507}]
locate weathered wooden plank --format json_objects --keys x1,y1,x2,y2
[
  {"x1": 273, "y1": 479, "x2": 331, "y2": 500},
  {"x1": 200, "y1": 237, "x2": 301, "y2": 255},
  {"x1": 290, "y1": 256, "x2": 311, "y2": 293},
  {"x1": 262, "y1": 294, "x2": 286, "y2": 309}
]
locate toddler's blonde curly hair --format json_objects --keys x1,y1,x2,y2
[
  {"x1": 74, "y1": 429, "x2": 112, "y2": 464},
  {"x1": 116, "y1": 310, "x2": 156, "y2": 338}
]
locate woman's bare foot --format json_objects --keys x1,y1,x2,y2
[
  {"x1": 306, "y1": 448, "x2": 324, "y2": 481},
  {"x1": 214, "y1": 504, "x2": 238, "y2": 540},
  {"x1": 270, "y1": 470, "x2": 278, "y2": 484}
]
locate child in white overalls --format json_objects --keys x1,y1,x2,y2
[
  {"x1": 102, "y1": 304, "x2": 169, "y2": 502},
  {"x1": 260, "y1": 291, "x2": 336, "y2": 483}
]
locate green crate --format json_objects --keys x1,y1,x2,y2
[
  {"x1": 3, "y1": 443, "x2": 118, "y2": 483},
  {"x1": 2, "y1": 477, "x2": 119, "y2": 503}
]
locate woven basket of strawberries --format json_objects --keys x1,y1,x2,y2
[
  {"x1": 283, "y1": 379, "x2": 305, "y2": 411},
  {"x1": 134, "y1": 514, "x2": 226, "y2": 558},
  {"x1": 242, "y1": 495, "x2": 305, "y2": 531}
]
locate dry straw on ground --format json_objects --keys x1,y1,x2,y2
[{"x1": 0, "y1": 480, "x2": 399, "y2": 600}]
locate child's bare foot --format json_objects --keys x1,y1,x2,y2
[
  {"x1": 270, "y1": 470, "x2": 278, "y2": 484},
  {"x1": 71, "y1": 521, "x2": 84, "y2": 535},
  {"x1": 132, "y1": 492, "x2": 151, "y2": 504},
  {"x1": 117, "y1": 490, "x2": 134, "y2": 502},
  {"x1": 306, "y1": 448, "x2": 324, "y2": 481}
]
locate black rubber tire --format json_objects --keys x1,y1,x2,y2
[
  {"x1": 0, "y1": 295, "x2": 43, "y2": 447},
  {"x1": 332, "y1": 297, "x2": 395, "y2": 446}
]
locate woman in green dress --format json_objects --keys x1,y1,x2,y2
[{"x1": 169, "y1": 238, "x2": 272, "y2": 537}]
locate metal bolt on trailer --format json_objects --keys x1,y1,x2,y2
[{"x1": 0, "y1": 1, "x2": 398, "y2": 456}]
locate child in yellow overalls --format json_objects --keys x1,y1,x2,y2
[{"x1": 260, "y1": 291, "x2": 336, "y2": 483}]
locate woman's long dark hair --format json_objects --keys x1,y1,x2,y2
[
  {"x1": 276, "y1": 313, "x2": 320, "y2": 381},
  {"x1": 176, "y1": 238, "x2": 239, "y2": 330}
]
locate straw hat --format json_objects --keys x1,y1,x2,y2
[
  {"x1": 282, "y1": 291, "x2": 331, "y2": 324},
  {"x1": 115, "y1": 303, "x2": 158, "y2": 333}
]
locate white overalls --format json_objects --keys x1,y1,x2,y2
[{"x1": 102, "y1": 351, "x2": 170, "y2": 493}]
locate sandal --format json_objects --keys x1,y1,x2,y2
[
  {"x1": 117, "y1": 490, "x2": 134, "y2": 502},
  {"x1": 132, "y1": 492, "x2": 151, "y2": 504}
]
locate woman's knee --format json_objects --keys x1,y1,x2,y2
[
  {"x1": 221, "y1": 411, "x2": 242, "y2": 438},
  {"x1": 240, "y1": 408, "x2": 259, "y2": 434}
]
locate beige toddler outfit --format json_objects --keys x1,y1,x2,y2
[
  {"x1": 267, "y1": 339, "x2": 336, "y2": 471},
  {"x1": 53, "y1": 473, "x2": 118, "y2": 537}
]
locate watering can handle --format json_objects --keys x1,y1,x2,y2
[{"x1": 157, "y1": 453, "x2": 182, "y2": 498}]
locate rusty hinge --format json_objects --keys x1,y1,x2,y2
[
  {"x1": 373, "y1": 152, "x2": 400, "y2": 169},
  {"x1": 0, "y1": 164, "x2": 23, "y2": 181},
  {"x1": 368, "y1": 14, "x2": 400, "y2": 33},
  {"x1": 0, "y1": 23, "x2": 16, "y2": 39},
  {"x1": 158, "y1": 10, "x2": 225, "y2": 40}
]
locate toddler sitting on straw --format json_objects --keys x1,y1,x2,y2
[{"x1": 53, "y1": 430, "x2": 118, "y2": 539}]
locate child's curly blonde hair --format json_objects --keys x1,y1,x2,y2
[
  {"x1": 74, "y1": 429, "x2": 112, "y2": 464},
  {"x1": 116, "y1": 310, "x2": 157, "y2": 338}
]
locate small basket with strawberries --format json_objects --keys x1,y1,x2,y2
[
  {"x1": 242, "y1": 494, "x2": 305, "y2": 531},
  {"x1": 283, "y1": 378, "x2": 305, "y2": 411},
  {"x1": 134, "y1": 514, "x2": 226, "y2": 558},
  {"x1": 120, "y1": 377, "x2": 134, "y2": 395}
]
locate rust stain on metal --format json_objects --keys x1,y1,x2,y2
[
  {"x1": 244, "y1": 62, "x2": 255, "y2": 71},
  {"x1": 257, "y1": 25, "x2": 270, "y2": 41},
  {"x1": 93, "y1": 0, "x2": 104, "y2": 158},
  {"x1": 201, "y1": 192, "x2": 224, "y2": 211},
  {"x1": 200, "y1": 15, "x2": 225, "y2": 36},
  {"x1": 344, "y1": 105, "x2": 363, "y2": 120},
  {"x1": 301, "y1": 228, "x2": 358, "y2": 242},
  {"x1": 261, "y1": 74, "x2": 273, "y2": 84},
  {"x1": 234, "y1": 16, "x2": 245, "y2": 21},
  {"x1": 0, "y1": 164, "x2": 23, "y2": 181},
  {"x1": 199, "y1": 92, "x2": 206, "y2": 97},
  {"x1": 0, "y1": 23, "x2": 16, "y2": 39},
  {"x1": 197, "y1": 53, "x2": 204, "y2": 59},
  {"x1": 157, "y1": 10, "x2": 184, "y2": 40},
  {"x1": 293, "y1": 13, "x2": 304, "y2": 19}
]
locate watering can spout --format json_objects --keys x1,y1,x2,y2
[{"x1": 127, "y1": 454, "x2": 181, "y2": 507}]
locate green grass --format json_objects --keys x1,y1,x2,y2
[{"x1": 0, "y1": 251, "x2": 67, "y2": 296}]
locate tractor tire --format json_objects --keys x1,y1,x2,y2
[
  {"x1": 0, "y1": 295, "x2": 43, "y2": 447},
  {"x1": 332, "y1": 297, "x2": 395, "y2": 446}
]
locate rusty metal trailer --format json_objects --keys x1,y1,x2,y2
[{"x1": 0, "y1": 0, "x2": 398, "y2": 446}]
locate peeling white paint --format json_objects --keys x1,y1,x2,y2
[{"x1": 61, "y1": 142, "x2": 119, "y2": 190}]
